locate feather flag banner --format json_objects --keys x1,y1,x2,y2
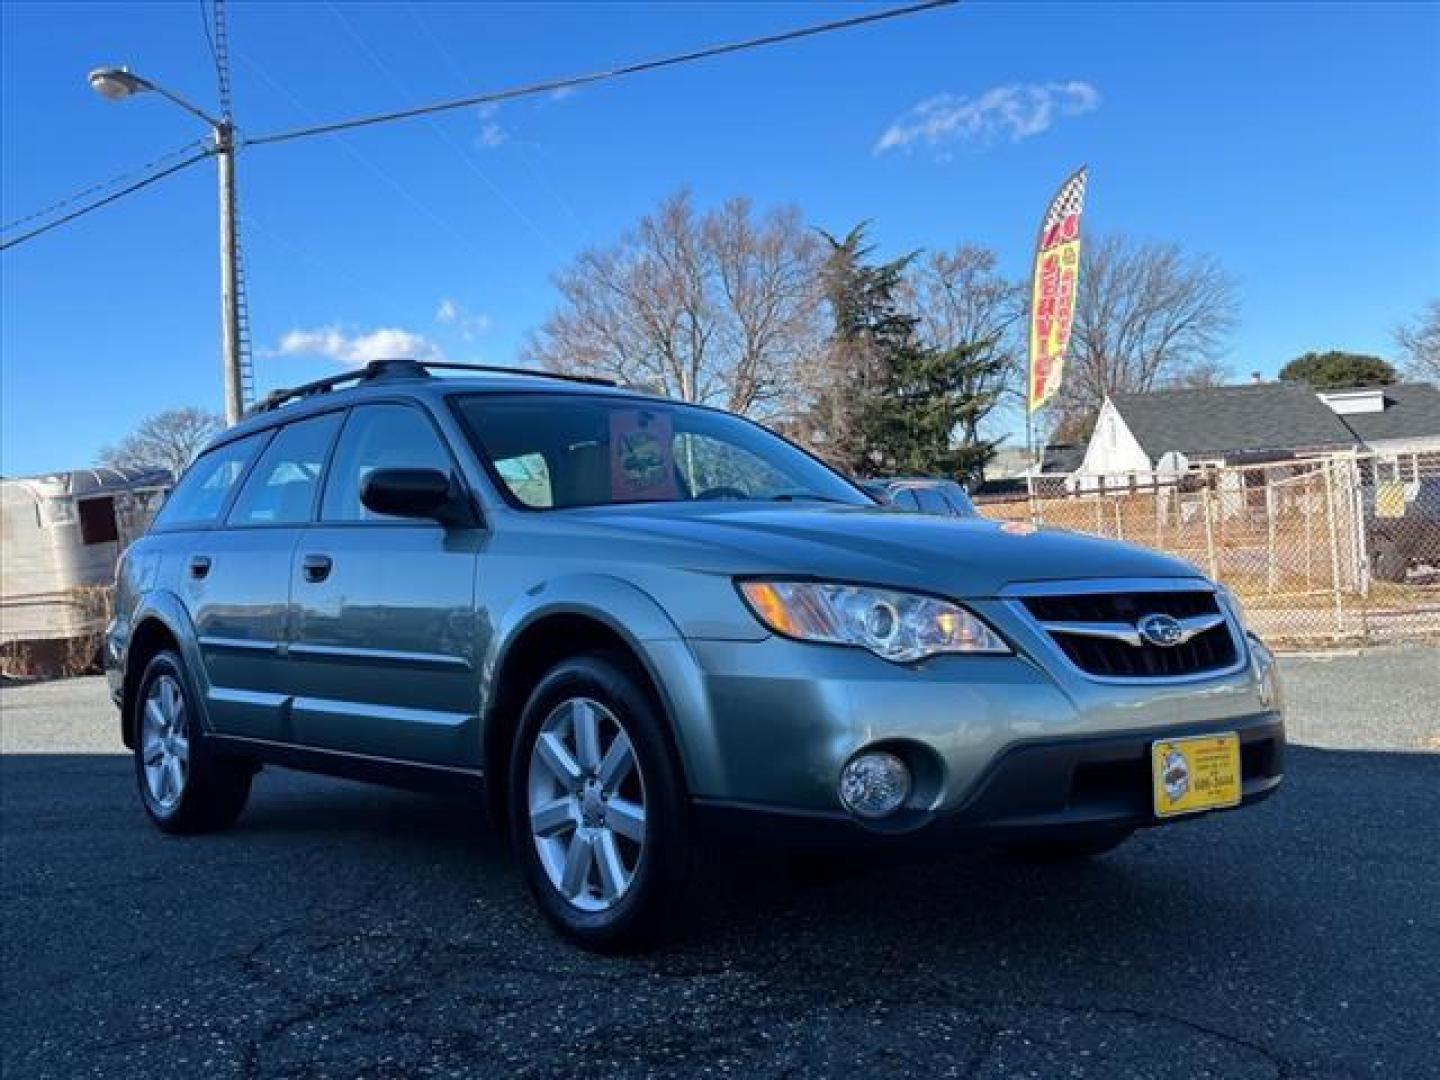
[{"x1": 1027, "y1": 167, "x2": 1087, "y2": 414}]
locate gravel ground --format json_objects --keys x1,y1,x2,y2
[{"x1": 2, "y1": 648, "x2": 1437, "y2": 1079}]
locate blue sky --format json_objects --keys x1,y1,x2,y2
[{"x1": 2, "y1": 1, "x2": 1437, "y2": 477}]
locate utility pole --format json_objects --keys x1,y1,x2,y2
[
  {"x1": 89, "y1": 0, "x2": 249, "y2": 424},
  {"x1": 215, "y1": 120, "x2": 242, "y2": 424}
]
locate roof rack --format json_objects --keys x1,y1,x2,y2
[{"x1": 248, "y1": 358, "x2": 616, "y2": 415}]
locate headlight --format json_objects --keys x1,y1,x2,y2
[{"x1": 737, "y1": 581, "x2": 1009, "y2": 662}]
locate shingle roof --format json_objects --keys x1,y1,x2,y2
[
  {"x1": 1333, "y1": 383, "x2": 1440, "y2": 444},
  {"x1": 1110, "y1": 382, "x2": 1359, "y2": 460}
]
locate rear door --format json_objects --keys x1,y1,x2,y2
[
  {"x1": 195, "y1": 412, "x2": 343, "y2": 739},
  {"x1": 286, "y1": 401, "x2": 483, "y2": 767},
  {"x1": 149, "y1": 431, "x2": 275, "y2": 735}
]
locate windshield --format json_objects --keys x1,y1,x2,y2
[{"x1": 452, "y1": 392, "x2": 871, "y2": 510}]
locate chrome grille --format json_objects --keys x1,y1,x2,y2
[{"x1": 1018, "y1": 588, "x2": 1239, "y2": 680}]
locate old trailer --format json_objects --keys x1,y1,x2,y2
[{"x1": 1, "y1": 468, "x2": 170, "y2": 673}]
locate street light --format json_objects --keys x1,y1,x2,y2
[{"x1": 88, "y1": 65, "x2": 244, "y2": 425}]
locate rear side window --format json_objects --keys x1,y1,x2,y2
[
  {"x1": 943, "y1": 485, "x2": 977, "y2": 516},
  {"x1": 153, "y1": 433, "x2": 266, "y2": 529},
  {"x1": 915, "y1": 487, "x2": 950, "y2": 515},
  {"x1": 322, "y1": 404, "x2": 454, "y2": 522},
  {"x1": 227, "y1": 413, "x2": 342, "y2": 526}
]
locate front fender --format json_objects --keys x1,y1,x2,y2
[{"x1": 481, "y1": 575, "x2": 723, "y2": 794}]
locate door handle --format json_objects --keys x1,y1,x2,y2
[
  {"x1": 301, "y1": 554, "x2": 333, "y2": 583},
  {"x1": 188, "y1": 555, "x2": 212, "y2": 579}
]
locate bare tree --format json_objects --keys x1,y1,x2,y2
[
  {"x1": 1053, "y1": 233, "x2": 1239, "y2": 434},
  {"x1": 97, "y1": 407, "x2": 222, "y2": 478},
  {"x1": 904, "y1": 245, "x2": 1025, "y2": 443},
  {"x1": 526, "y1": 191, "x2": 825, "y2": 420},
  {"x1": 1395, "y1": 298, "x2": 1440, "y2": 382}
]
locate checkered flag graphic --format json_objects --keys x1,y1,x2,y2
[{"x1": 1045, "y1": 167, "x2": 1088, "y2": 230}]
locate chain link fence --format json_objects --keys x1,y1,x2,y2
[{"x1": 977, "y1": 451, "x2": 1440, "y2": 647}]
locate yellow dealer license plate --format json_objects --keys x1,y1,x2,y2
[{"x1": 1152, "y1": 733, "x2": 1241, "y2": 818}]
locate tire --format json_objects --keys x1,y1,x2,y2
[
  {"x1": 1371, "y1": 539, "x2": 1409, "y2": 584},
  {"x1": 507, "y1": 653, "x2": 693, "y2": 952},
  {"x1": 1006, "y1": 828, "x2": 1134, "y2": 862},
  {"x1": 132, "y1": 650, "x2": 253, "y2": 835}
]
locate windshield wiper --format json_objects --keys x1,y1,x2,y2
[{"x1": 768, "y1": 493, "x2": 854, "y2": 505}]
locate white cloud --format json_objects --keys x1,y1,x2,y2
[
  {"x1": 435, "y1": 297, "x2": 492, "y2": 340},
  {"x1": 273, "y1": 326, "x2": 443, "y2": 366},
  {"x1": 875, "y1": 81, "x2": 1100, "y2": 156},
  {"x1": 548, "y1": 85, "x2": 576, "y2": 102},
  {"x1": 477, "y1": 102, "x2": 507, "y2": 148}
]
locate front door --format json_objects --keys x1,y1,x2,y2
[{"x1": 286, "y1": 402, "x2": 482, "y2": 768}]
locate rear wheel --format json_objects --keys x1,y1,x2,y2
[
  {"x1": 133, "y1": 650, "x2": 253, "y2": 834},
  {"x1": 508, "y1": 654, "x2": 692, "y2": 952},
  {"x1": 1006, "y1": 828, "x2": 1134, "y2": 861}
]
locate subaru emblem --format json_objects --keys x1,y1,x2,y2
[{"x1": 1137, "y1": 613, "x2": 1185, "y2": 647}]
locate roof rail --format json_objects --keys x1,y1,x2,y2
[
  {"x1": 248, "y1": 358, "x2": 616, "y2": 415},
  {"x1": 416, "y1": 361, "x2": 615, "y2": 387}
]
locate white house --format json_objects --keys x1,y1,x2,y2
[{"x1": 1072, "y1": 381, "x2": 1440, "y2": 488}]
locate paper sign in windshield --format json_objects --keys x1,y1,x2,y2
[{"x1": 610, "y1": 409, "x2": 679, "y2": 503}]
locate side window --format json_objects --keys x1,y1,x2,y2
[
  {"x1": 942, "y1": 485, "x2": 976, "y2": 516},
  {"x1": 322, "y1": 404, "x2": 454, "y2": 522},
  {"x1": 915, "y1": 487, "x2": 950, "y2": 515},
  {"x1": 891, "y1": 489, "x2": 921, "y2": 511},
  {"x1": 227, "y1": 413, "x2": 342, "y2": 526},
  {"x1": 153, "y1": 433, "x2": 266, "y2": 529}
]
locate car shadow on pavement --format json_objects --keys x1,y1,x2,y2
[{"x1": 4, "y1": 744, "x2": 1438, "y2": 1079}]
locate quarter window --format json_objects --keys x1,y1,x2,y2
[
  {"x1": 322, "y1": 404, "x2": 454, "y2": 522},
  {"x1": 891, "y1": 489, "x2": 921, "y2": 511},
  {"x1": 915, "y1": 487, "x2": 950, "y2": 515},
  {"x1": 153, "y1": 433, "x2": 267, "y2": 529},
  {"x1": 227, "y1": 413, "x2": 342, "y2": 526}
]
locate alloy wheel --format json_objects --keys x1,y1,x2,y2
[
  {"x1": 527, "y1": 697, "x2": 647, "y2": 912},
  {"x1": 141, "y1": 673, "x2": 190, "y2": 810}
]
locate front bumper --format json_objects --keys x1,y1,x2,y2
[
  {"x1": 656, "y1": 612, "x2": 1284, "y2": 842},
  {"x1": 694, "y1": 711, "x2": 1284, "y2": 850}
]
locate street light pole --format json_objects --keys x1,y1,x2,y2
[
  {"x1": 88, "y1": 67, "x2": 245, "y2": 426},
  {"x1": 214, "y1": 121, "x2": 242, "y2": 425}
]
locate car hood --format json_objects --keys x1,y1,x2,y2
[{"x1": 566, "y1": 502, "x2": 1203, "y2": 597}]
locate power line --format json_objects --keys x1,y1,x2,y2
[
  {"x1": 0, "y1": 0, "x2": 956, "y2": 254},
  {"x1": 0, "y1": 148, "x2": 213, "y2": 252},
  {"x1": 1, "y1": 139, "x2": 208, "y2": 236},
  {"x1": 199, "y1": 0, "x2": 222, "y2": 107},
  {"x1": 325, "y1": 0, "x2": 555, "y2": 250},
  {"x1": 244, "y1": 0, "x2": 957, "y2": 148},
  {"x1": 238, "y1": 49, "x2": 496, "y2": 268}
]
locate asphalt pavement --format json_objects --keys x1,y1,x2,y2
[{"x1": 2, "y1": 648, "x2": 1437, "y2": 1079}]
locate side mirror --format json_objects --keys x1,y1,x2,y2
[{"x1": 360, "y1": 468, "x2": 475, "y2": 526}]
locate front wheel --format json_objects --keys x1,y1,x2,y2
[
  {"x1": 508, "y1": 654, "x2": 693, "y2": 952},
  {"x1": 133, "y1": 650, "x2": 253, "y2": 834}
]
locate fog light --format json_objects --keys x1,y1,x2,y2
[{"x1": 839, "y1": 751, "x2": 911, "y2": 819}]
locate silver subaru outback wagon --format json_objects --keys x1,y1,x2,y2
[{"x1": 107, "y1": 358, "x2": 1284, "y2": 950}]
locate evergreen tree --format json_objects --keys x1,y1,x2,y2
[{"x1": 800, "y1": 224, "x2": 998, "y2": 481}]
